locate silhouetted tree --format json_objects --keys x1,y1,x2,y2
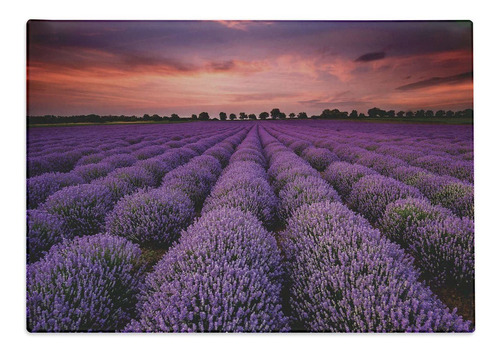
[
  {"x1": 270, "y1": 108, "x2": 281, "y2": 119},
  {"x1": 229, "y1": 113, "x2": 236, "y2": 120},
  {"x1": 425, "y1": 110, "x2": 434, "y2": 118},
  {"x1": 289, "y1": 112, "x2": 296, "y2": 119},
  {"x1": 191, "y1": 114, "x2": 197, "y2": 120},
  {"x1": 415, "y1": 110, "x2": 425, "y2": 118},
  {"x1": 321, "y1": 109, "x2": 331, "y2": 118},
  {"x1": 397, "y1": 111, "x2": 405, "y2": 118},
  {"x1": 143, "y1": 114, "x2": 151, "y2": 120},
  {"x1": 278, "y1": 112, "x2": 287, "y2": 119},
  {"x1": 239, "y1": 112, "x2": 248, "y2": 119},
  {"x1": 405, "y1": 111, "x2": 414, "y2": 118},
  {"x1": 259, "y1": 112, "x2": 269, "y2": 120},
  {"x1": 462, "y1": 109, "x2": 473, "y2": 118},
  {"x1": 387, "y1": 110, "x2": 395, "y2": 118},
  {"x1": 349, "y1": 110, "x2": 358, "y2": 118},
  {"x1": 249, "y1": 114, "x2": 257, "y2": 120},
  {"x1": 367, "y1": 107, "x2": 386, "y2": 118},
  {"x1": 297, "y1": 112, "x2": 308, "y2": 119},
  {"x1": 446, "y1": 110, "x2": 455, "y2": 118},
  {"x1": 359, "y1": 113, "x2": 366, "y2": 118},
  {"x1": 435, "y1": 110, "x2": 445, "y2": 118},
  {"x1": 171, "y1": 113, "x2": 180, "y2": 120},
  {"x1": 321, "y1": 109, "x2": 344, "y2": 119},
  {"x1": 219, "y1": 112, "x2": 227, "y2": 121},
  {"x1": 199, "y1": 112, "x2": 210, "y2": 120}
]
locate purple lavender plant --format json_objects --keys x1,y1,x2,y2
[
  {"x1": 106, "y1": 188, "x2": 195, "y2": 247},
  {"x1": 323, "y1": 162, "x2": 377, "y2": 199},
  {"x1": 126, "y1": 208, "x2": 289, "y2": 332},
  {"x1": 27, "y1": 172, "x2": 85, "y2": 209},
  {"x1": 27, "y1": 234, "x2": 143, "y2": 332},
  {"x1": 27, "y1": 209, "x2": 68, "y2": 263},
  {"x1": 281, "y1": 201, "x2": 471, "y2": 332},
  {"x1": 278, "y1": 175, "x2": 340, "y2": 221},
  {"x1": 348, "y1": 175, "x2": 423, "y2": 224},
  {"x1": 42, "y1": 184, "x2": 115, "y2": 237}
]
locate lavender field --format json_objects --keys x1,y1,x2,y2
[{"x1": 26, "y1": 120, "x2": 474, "y2": 332}]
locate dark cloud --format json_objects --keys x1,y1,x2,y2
[
  {"x1": 230, "y1": 92, "x2": 295, "y2": 102},
  {"x1": 395, "y1": 71, "x2": 472, "y2": 91},
  {"x1": 298, "y1": 98, "x2": 371, "y2": 107},
  {"x1": 298, "y1": 99, "x2": 321, "y2": 105},
  {"x1": 208, "y1": 60, "x2": 236, "y2": 71},
  {"x1": 355, "y1": 52, "x2": 386, "y2": 62},
  {"x1": 119, "y1": 53, "x2": 196, "y2": 72}
]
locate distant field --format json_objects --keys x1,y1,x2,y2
[
  {"x1": 27, "y1": 116, "x2": 473, "y2": 128},
  {"x1": 339, "y1": 117, "x2": 473, "y2": 125},
  {"x1": 27, "y1": 120, "x2": 189, "y2": 128}
]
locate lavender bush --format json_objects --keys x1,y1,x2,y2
[
  {"x1": 348, "y1": 175, "x2": 423, "y2": 224},
  {"x1": 27, "y1": 209, "x2": 67, "y2": 263},
  {"x1": 411, "y1": 217, "x2": 474, "y2": 288},
  {"x1": 27, "y1": 234, "x2": 143, "y2": 332},
  {"x1": 27, "y1": 172, "x2": 85, "y2": 209},
  {"x1": 278, "y1": 175, "x2": 340, "y2": 221},
  {"x1": 281, "y1": 201, "x2": 470, "y2": 332},
  {"x1": 42, "y1": 184, "x2": 115, "y2": 237},
  {"x1": 127, "y1": 208, "x2": 289, "y2": 332},
  {"x1": 323, "y1": 162, "x2": 377, "y2": 199},
  {"x1": 106, "y1": 188, "x2": 195, "y2": 247}
]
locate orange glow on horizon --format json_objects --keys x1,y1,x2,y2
[{"x1": 27, "y1": 21, "x2": 473, "y2": 116}]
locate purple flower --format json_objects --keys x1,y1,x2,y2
[
  {"x1": 27, "y1": 209, "x2": 68, "y2": 263},
  {"x1": 42, "y1": 184, "x2": 115, "y2": 237},
  {"x1": 301, "y1": 146, "x2": 339, "y2": 171},
  {"x1": 323, "y1": 162, "x2": 377, "y2": 199},
  {"x1": 278, "y1": 175, "x2": 340, "y2": 221},
  {"x1": 107, "y1": 166, "x2": 156, "y2": 190},
  {"x1": 27, "y1": 234, "x2": 143, "y2": 332},
  {"x1": 281, "y1": 201, "x2": 470, "y2": 332},
  {"x1": 101, "y1": 153, "x2": 137, "y2": 168},
  {"x1": 73, "y1": 162, "x2": 114, "y2": 183},
  {"x1": 431, "y1": 182, "x2": 474, "y2": 219},
  {"x1": 411, "y1": 217, "x2": 474, "y2": 289},
  {"x1": 132, "y1": 145, "x2": 166, "y2": 160},
  {"x1": 27, "y1": 172, "x2": 85, "y2": 209},
  {"x1": 76, "y1": 152, "x2": 107, "y2": 166},
  {"x1": 348, "y1": 175, "x2": 423, "y2": 224},
  {"x1": 106, "y1": 188, "x2": 195, "y2": 247},
  {"x1": 126, "y1": 208, "x2": 289, "y2": 332}
]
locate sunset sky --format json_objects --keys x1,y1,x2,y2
[{"x1": 27, "y1": 20, "x2": 473, "y2": 117}]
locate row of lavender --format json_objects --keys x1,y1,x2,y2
[
  {"x1": 27, "y1": 123, "x2": 230, "y2": 175},
  {"x1": 27, "y1": 124, "x2": 255, "y2": 331},
  {"x1": 267, "y1": 124, "x2": 473, "y2": 218},
  {"x1": 280, "y1": 120, "x2": 474, "y2": 181},
  {"x1": 26, "y1": 120, "x2": 473, "y2": 332},
  {"x1": 127, "y1": 127, "x2": 289, "y2": 331},
  {"x1": 27, "y1": 124, "x2": 234, "y2": 209},
  {"x1": 27, "y1": 125, "x2": 248, "y2": 262},
  {"x1": 264, "y1": 125, "x2": 474, "y2": 292},
  {"x1": 288, "y1": 120, "x2": 473, "y2": 161},
  {"x1": 257, "y1": 127, "x2": 469, "y2": 331},
  {"x1": 125, "y1": 125, "x2": 471, "y2": 331}
]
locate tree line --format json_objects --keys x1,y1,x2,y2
[
  {"x1": 320, "y1": 108, "x2": 473, "y2": 119},
  {"x1": 27, "y1": 107, "x2": 473, "y2": 125}
]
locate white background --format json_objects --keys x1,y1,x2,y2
[{"x1": 2, "y1": 1, "x2": 499, "y2": 353}]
